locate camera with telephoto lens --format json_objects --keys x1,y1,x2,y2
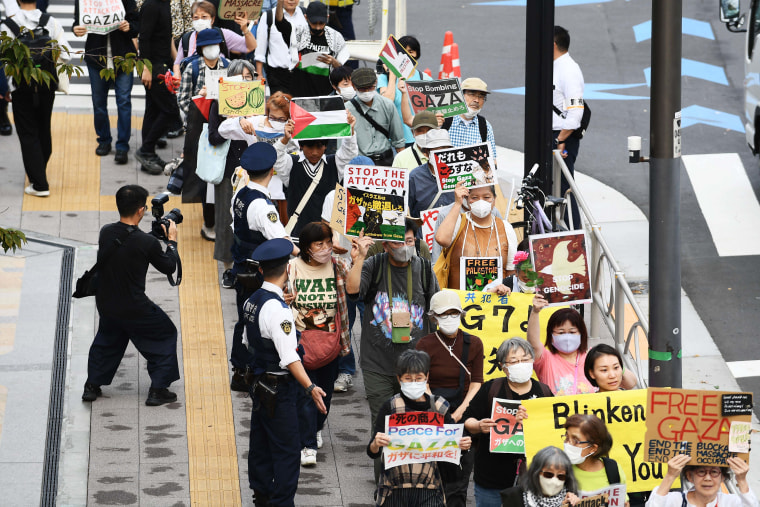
[{"x1": 151, "y1": 193, "x2": 183, "y2": 240}]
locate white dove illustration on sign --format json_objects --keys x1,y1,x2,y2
[{"x1": 538, "y1": 240, "x2": 586, "y2": 295}]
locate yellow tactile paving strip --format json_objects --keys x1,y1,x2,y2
[
  {"x1": 0, "y1": 257, "x2": 24, "y2": 356},
  {"x1": 19, "y1": 112, "x2": 241, "y2": 505}
]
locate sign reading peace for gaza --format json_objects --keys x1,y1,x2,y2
[
  {"x1": 79, "y1": 0, "x2": 125, "y2": 34},
  {"x1": 384, "y1": 411, "x2": 464, "y2": 469},
  {"x1": 432, "y1": 143, "x2": 496, "y2": 192}
]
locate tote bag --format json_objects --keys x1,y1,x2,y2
[{"x1": 196, "y1": 123, "x2": 230, "y2": 185}]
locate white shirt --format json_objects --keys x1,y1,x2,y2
[
  {"x1": 273, "y1": 134, "x2": 358, "y2": 187},
  {"x1": 646, "y1": 486, "x2": 759, "y2": 507},
  {"x1": 257, "y1": 281, "x2": 301, "y2": 369},
  {"x1": 254, "y1": 8, "x2": 307, "y2": 70},
  {"x1": 231, "y1": 181, "x2": 288, "y2": 239},
  {"x1": 552, "y1": 52, "x2": 585, "y2": 131}
]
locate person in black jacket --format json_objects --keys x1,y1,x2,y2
[
  {"x1": 82, "y1": 185, "x2": 182, "y2": 407},
  {"x1": 73, "y1": 0, "x2": 139, "y2": 164}
]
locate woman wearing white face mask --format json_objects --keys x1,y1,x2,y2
[
  {"x1": 286, "y1": 222, "x2": 352, "y2": 466},
  {"x1": 368, "y1": 350, "x2": 472, "y2": 506},
  {"x1": 500, "y1": 446, "x2": 580, "y2": 507},
  {"x1": 463, "y1": 338, "x2": 554, "y2": 507},
  {"x1": 562, "y1": 414, "x2": 629, "y2": 506},
  {"x1": 415, "y1": 290, "x2": 484, "y2": 507},
  {"x1": 435, "y1": 182, "x2": 517, "y2": 290}
]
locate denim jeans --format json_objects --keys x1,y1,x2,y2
[
  {"x1": 88, "y1": 63, "x2": 133, "y2": 152},
  {"x1": 474, "y1": 483, "x2": 502, "y2": 507},
  {"x1": 297, "y1": 355, "x2": 340, "y2": 449}
]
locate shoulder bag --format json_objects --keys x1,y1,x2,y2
[{"x1": 73, "y1": 227, "x2": 136, "y2": 298}]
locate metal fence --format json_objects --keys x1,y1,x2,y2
[{"x1": 550, "y1": 151, "x2": 648, "y2": 387}]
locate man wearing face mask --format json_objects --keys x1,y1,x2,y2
[
  {"x1": 346, "y1": 221, "x2": 439, "y2": 482},
  {"x1": 274, "y1": 0, "x2": 350, "y2": 97},
  {"x1": 408, "y1": 129, "x2": 456, "y2": 219},
  {"x1": 392, "y1": 110, "x2": 440, "y2": 170},
  {"x1": 463, "y1": 338, "x2": 554, "y2": 506},
  {"x1": 345, "y1": 67, "x2": 406, "y2": 166},
  {"x1": 442, "y1": 77, "x2": 498, "y2": 164}
]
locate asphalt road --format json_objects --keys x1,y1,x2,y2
[{"x1": 351, "y1": 0, "x2": 760, "y2": 404}]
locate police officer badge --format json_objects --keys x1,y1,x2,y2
[
  {"x1": 280, "y1": 320, "x2": 292, "y2": 334},
  {"x1": 267, "y1": 212, "x2": 278, "y2": 223}
]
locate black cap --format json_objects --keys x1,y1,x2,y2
[
  {"x1": 240, "y1": 143, "x2": 277, "y2": 174},
  {"x1": 305, "y1": 2, "x2": 327, "y2": 23},
  {"x1": 251, "y1": 238, "x2": 293, "y2": 269}
]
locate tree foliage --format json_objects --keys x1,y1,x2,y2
[{"x1": 1, "y1": 227, "x2": 27, "y2": 254}]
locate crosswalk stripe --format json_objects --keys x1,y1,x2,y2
[
  {"x1": 682, "y1": 153, "x2": 760, "y2": 257},
  {"x1": 726, "y1": 360, "x2": 760, "y2": 378}
]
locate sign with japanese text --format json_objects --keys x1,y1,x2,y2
[
  {"x1": 406, "y1": 78, "x2": 467, "y2": 117},
  {"x1": 205, "y1": 69, "x2": 227, "y2": 100},
  {"x1": 218, "y1": 80, "x2": 266, "y2": 117},
  {"x1": 344, "y1": 188, "x2": 405, "y2": 242},
  {"x1": 529, "y1": 231, "x2": 592, "y2": 306},
  {"x1": 379, "y1": 35, "x2": 418, "y2": 80},
  {"x1": 384, "y1": 411, "x2": 464, "y2": 469},
  {"x1": 460, "y1": 257, "x2": 501, "y2": 292},
  {"x1": 79, "y1": 0, "x2": 125, "y2": 34},
  {"x1": 345, "y1": 165, "x2": 408, "y2": 212},
  {"x1": 420, "y1": 207, "x2": 442, "y2": 252},
  {"x1": 644, "y1": 388, "x2": 752, "y2": 466},
  {"x1": 432, "y1": 143, "x2": 496, "y2": 192},
  {"x1": 489, "y1": 399, "x2": 524, "y2": 454},
  {"x1": 218, "y1": 0, "x2": 263, "y2": 20}
]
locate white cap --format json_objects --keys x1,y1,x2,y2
[{"x1": 428, "y1": 290, "x2": 463, "y2": 315}]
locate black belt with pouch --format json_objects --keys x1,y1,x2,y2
[{"x1": 369, "y1": 148, "x2": 395, "y2": 167}]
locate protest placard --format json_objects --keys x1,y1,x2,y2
[
  {"x1": 384, "y1": 411, "x2": 464, "y2": 469},
  {"x1": 79, "y1": 0, "x2": 125, "y2": 34},
  {"x1": 522, "y1": 390, "x2": 663, "y2": 493},
  {"x1": 291, "y1": 96, "x2": 351, "y2": 140},
  {"x1": 529, "y1": 231, "x2": 592, "y2": 306},
  {"x1": 218, "y1": 0, "x2": 263, "y2": 20},
  {"x1": 644, "y1": 388, "x2": 752, "y2": 466},
  {"x1": 379, "y1": 35, "x2": 418, "y2": 80},
  {"x1": 218, "y1": 80, "x2": 266, "y2": 116},
  {"x1": 406, "y1": 79, "x2": 467, "y2": 118},
  {"x1": 205, "y1": 70, "x2": 227, "y2": 100},
  {"x1": 577, "y1": 485, "x2": 627, "y2": 507},
  {"x1": 344, "y1": 188, "x2": 405, "y2": 242},
  {"x1": 489, "y1": 399, "x2": 524, "y2": 454},
  {"x1": 449, "y1": 291, "x2": 560, "y2": 381},
  {"x1": 330, "y1": 184, "x2": 346, "y2": 234},
  {"x1": 460, "y1": 257, "x2": 501, "y2": 292},
  {"x1": 431, "y1": 143, "x2": 496, "y2": 192},
  {"x1": 420, "y1": 208, "x2": 442, "y2": 252}
]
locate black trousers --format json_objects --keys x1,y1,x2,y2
[
  {"x1": 87, "y1": 305, "x2": 180, "y2": 389},
  {"x1": 265, "y1": 65, "x2": 297, "y2": 96},
  {"x1": 553, "y1": 130, "x2": 581, "y2": 228},
  {"x1": 141, "y1": 64, "x2": 179, "y2": 154},
  {"x1": 12, "y1": 87, "x2": 55, "y2": 191}
]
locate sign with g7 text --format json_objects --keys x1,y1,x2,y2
[
  {"x1": 489, "y1": 399, "x2": 524, "y2": 454},
  {"x1": 406, "y1": 78, "x2": 467, "y2": 118},
  {"x1": 218, "y1": 0, "x2": 263, "y2": 20},
  {"x1": 432, "y1": 143, "x2": 496, "y2": 192},
  {"x1": 529, "y1": 231, "x2": 592, "y2": 307},
  {"x1": 79, "y1": 0, "x2": 125, "y2": 34},
  {"x1": 384, "y1": 411, "x2": 464, "y2": 469},
  {"x1": 522, "y1": 390, "x2": 664, "y2": 493},
  {"x1": 218, "y1": 80, "x2": 266, "y2": 117},
  {"x1": 644, "y1": 388, "x2": 752, "y2": 466}
]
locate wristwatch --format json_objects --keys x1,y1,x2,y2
[{"x1": 306, "y1": 383, "x2": 317, "y2": 395}]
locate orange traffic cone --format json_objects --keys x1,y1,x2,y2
[
  {"x1": 438, "y1": 31, "x2": 454, "y2": 79},
  {"x1": 423, "y1": 68, "x2": 433, "y2": 79},
  {"x1": 450, "y1": 42, "x2": 461, "y2": 78}
]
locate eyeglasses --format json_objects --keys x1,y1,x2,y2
[
  {"x1": 540, "y1": 471, "x2": 567, "y2": 481},
  {"x1": 269, "y1": 115, "x2": 288, "y2": 123},
  {"x1": 505, "y1": 358, "x2": 532, "y2": 366},
  {"x1": 436, "y1": 313, "x2": 461, "y2": 320},
  {"x1": 464, "y1": 91, "x2": 488, "y2": 101},
  {"x1": 693, "y1": 468, "x2": 722, "y2": 478},
  {"x1": 562, "y1": 433, "x2": 590, "y2": 445}
]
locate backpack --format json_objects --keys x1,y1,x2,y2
[
  {"x1": 179, "y1": 27, "x2": 229, "y2": 72},
  {"x1": 180, "y1": 53, "x2": 229, "y2": 91},
  {"x1": 442, "y1": 114, "x2": 488, "y2": 144},
  {"x1": 4, "y1": 13, "x2": 58, "y2": 91},
  {"x1": 553, "y1": 101, "x2": 591, "y2": 140}
]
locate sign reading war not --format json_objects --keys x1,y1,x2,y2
[
  {"x1": 432, "y1": 143, "x2": 496, "y2": 192},
  {"x1": 529, "y1": 231, "x2": 592, "y2": 306},
  {"x1": 644, "y1": 388, "x2": 752, "y2": 466},
  {"x1": 406, "y1": 78, "x2": 467, "y2": 118},
  {"x1": 384, "y1": 411, "x2": 464, "y2": 469}
]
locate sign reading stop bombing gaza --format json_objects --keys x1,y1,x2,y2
[{"x1": 218, "y1": 80, "x2": 266, "y2": 117}]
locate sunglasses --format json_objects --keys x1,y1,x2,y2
[{"x1": 540, "y1": 471, "x2": 566, "y2": 481}]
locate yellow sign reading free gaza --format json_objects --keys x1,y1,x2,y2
[
  {"x1": 450, "y1": 291, "x2": 560, "y2": 382},
  {"x1": 522, "y1": 390, "x2": 670, "y2": 494},
  {"x1": 218, "y1": 79, "x2": 266, "y2": 117}
]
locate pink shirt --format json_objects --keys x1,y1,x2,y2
[
  {"x1": 174, "y1": 28, "x2": 248, "y2": 66},
  {"x1": 534, "y1": 348, "x2": 597, "y2": 396}
]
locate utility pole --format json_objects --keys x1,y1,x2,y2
[
  {"x1": 648, "y1": 0, "x2": 682, "y2": 387},
  {"x1": 524, "y1": 0, "x2": 554, "y2": 196}
]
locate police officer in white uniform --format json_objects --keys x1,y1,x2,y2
[
  {"x1": 552, "y1": 25, "x2": 585, "y2": 227},
  {"x1": 245, "y1": 238, "x2": 326, "y2": 507}
]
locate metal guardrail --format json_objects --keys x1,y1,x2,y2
[{"x1": 550, "y1": 151, "x2": 649, "y2": 387}]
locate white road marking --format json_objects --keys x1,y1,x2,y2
[{"x1": 727, "y1": 360, "x2": 760, "y2": 378}]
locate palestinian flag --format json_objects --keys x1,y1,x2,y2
[
  {"x1": 192, "y1": 95, "x2": 214, "y2": 121},
  {"x1": 290, "y1": 96, "x2": 351, "y2": 140},
  {"x1": 298, "y1": 51, "x2": 330, "y2": 77},
  {"x1": 379, "y1": 35, "x2": 417, "y2": 80}
]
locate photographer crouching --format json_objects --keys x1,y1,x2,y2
[{"x1": 82, "y1": 185, "x2": 184, "y2": 407}]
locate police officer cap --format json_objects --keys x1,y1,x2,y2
[
  {"x1": 240, "y1": 142, "x2": 277, "y2": 175},
  {"x1": 251, "y1": 238, "x2": 293, "y2": 268}
]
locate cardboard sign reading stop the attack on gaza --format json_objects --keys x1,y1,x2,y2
[
  {"x1": 522, "y1": 390, "x2": 665, "y2": 493},
  {"x1": 449, "y1": 291, "x2": 560, "y2": 382},
  {"x1": 79, "y1": 0, "x2": 125, "y2": 34},
  {"x1": 218, "y1": 0, "x2": 263, "y2": 20},
  {"x1": 406, "y1": 78, "x2": 467, "y2": 118},
  {"x1": 432, "y1": 142, "x2": 496, "y2": 192},
  {"x1": 529, "y1": 231, "x2": 592, "y2": 307},
  {"x1": 460, "y1": 257, "x2": 501, "y2": 292},
  {"x1": 577, "y1": 485, "x2": 627, "y2": 507},
  {"x1": 344, "y1": 165, "x2": 408, "y2": 211},
  {"x1": 384, "y1": 411, "x2": 464, "y2": 469},
  {"x1": 489, "y1": 399, "x2": 524, "y2": 454},
  {"x1": 344, "y1": 188, "x2": 405, "y2": 242},
  {"x1": 644, "y1": 388, "x2": 752, "y2": 466},
  {"x1": 218, "y1": 80, "x2": 266, "y2": 116}
]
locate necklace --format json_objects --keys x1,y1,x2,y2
[
  {"x1": 469, "y1": 215, "x2": 495, "y2": 256},
  {"x1": 436, "y1": 331, "x2": 458, "y2": 356}
]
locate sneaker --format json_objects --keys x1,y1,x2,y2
[
  {"x1": 24, "y1": 184, "x2": 50, "y2": 197},
  {"x1": 201, "y1": 225, "x2": 216, "y2": 242},
  {"x1": 163, "y1": 156, "x2": 183, "y2": 176},
  {"x1": 82, "y1": 382, "x2": 102, "y2": 402},
  {"x1": 135, "y1": 149, "x2": 166, "y2": 175},
  {"x1": 316, "y1": 430, "x2": 323, "y2": 449},
  {"x1": 114, "y1": 150, "x2": 128, "y2": 165},
  {"x1": 145, "y1": 387, "x2": 177, "y2": 406},
  {"x1": 166, "y1": 126, "x2": 185, "y2": 138},
  {"x1": 230, "y1": 371, "x2": 249, "y2": 392},
  {"x1": 222, "y1": 269, "x2": 236, "y2": 289},
  {"x1": 300, "y1": 447, "x2": 317, "y2": 466},
  {"x1": 156, "y1": 137, "x2": 168, "y2": 149},
  {"x1": 95, "y1": 143, "x2": 111, "y2": 156},
  {"x1": 333, "y1": 373, "x2": 353, "y2": 393}
]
